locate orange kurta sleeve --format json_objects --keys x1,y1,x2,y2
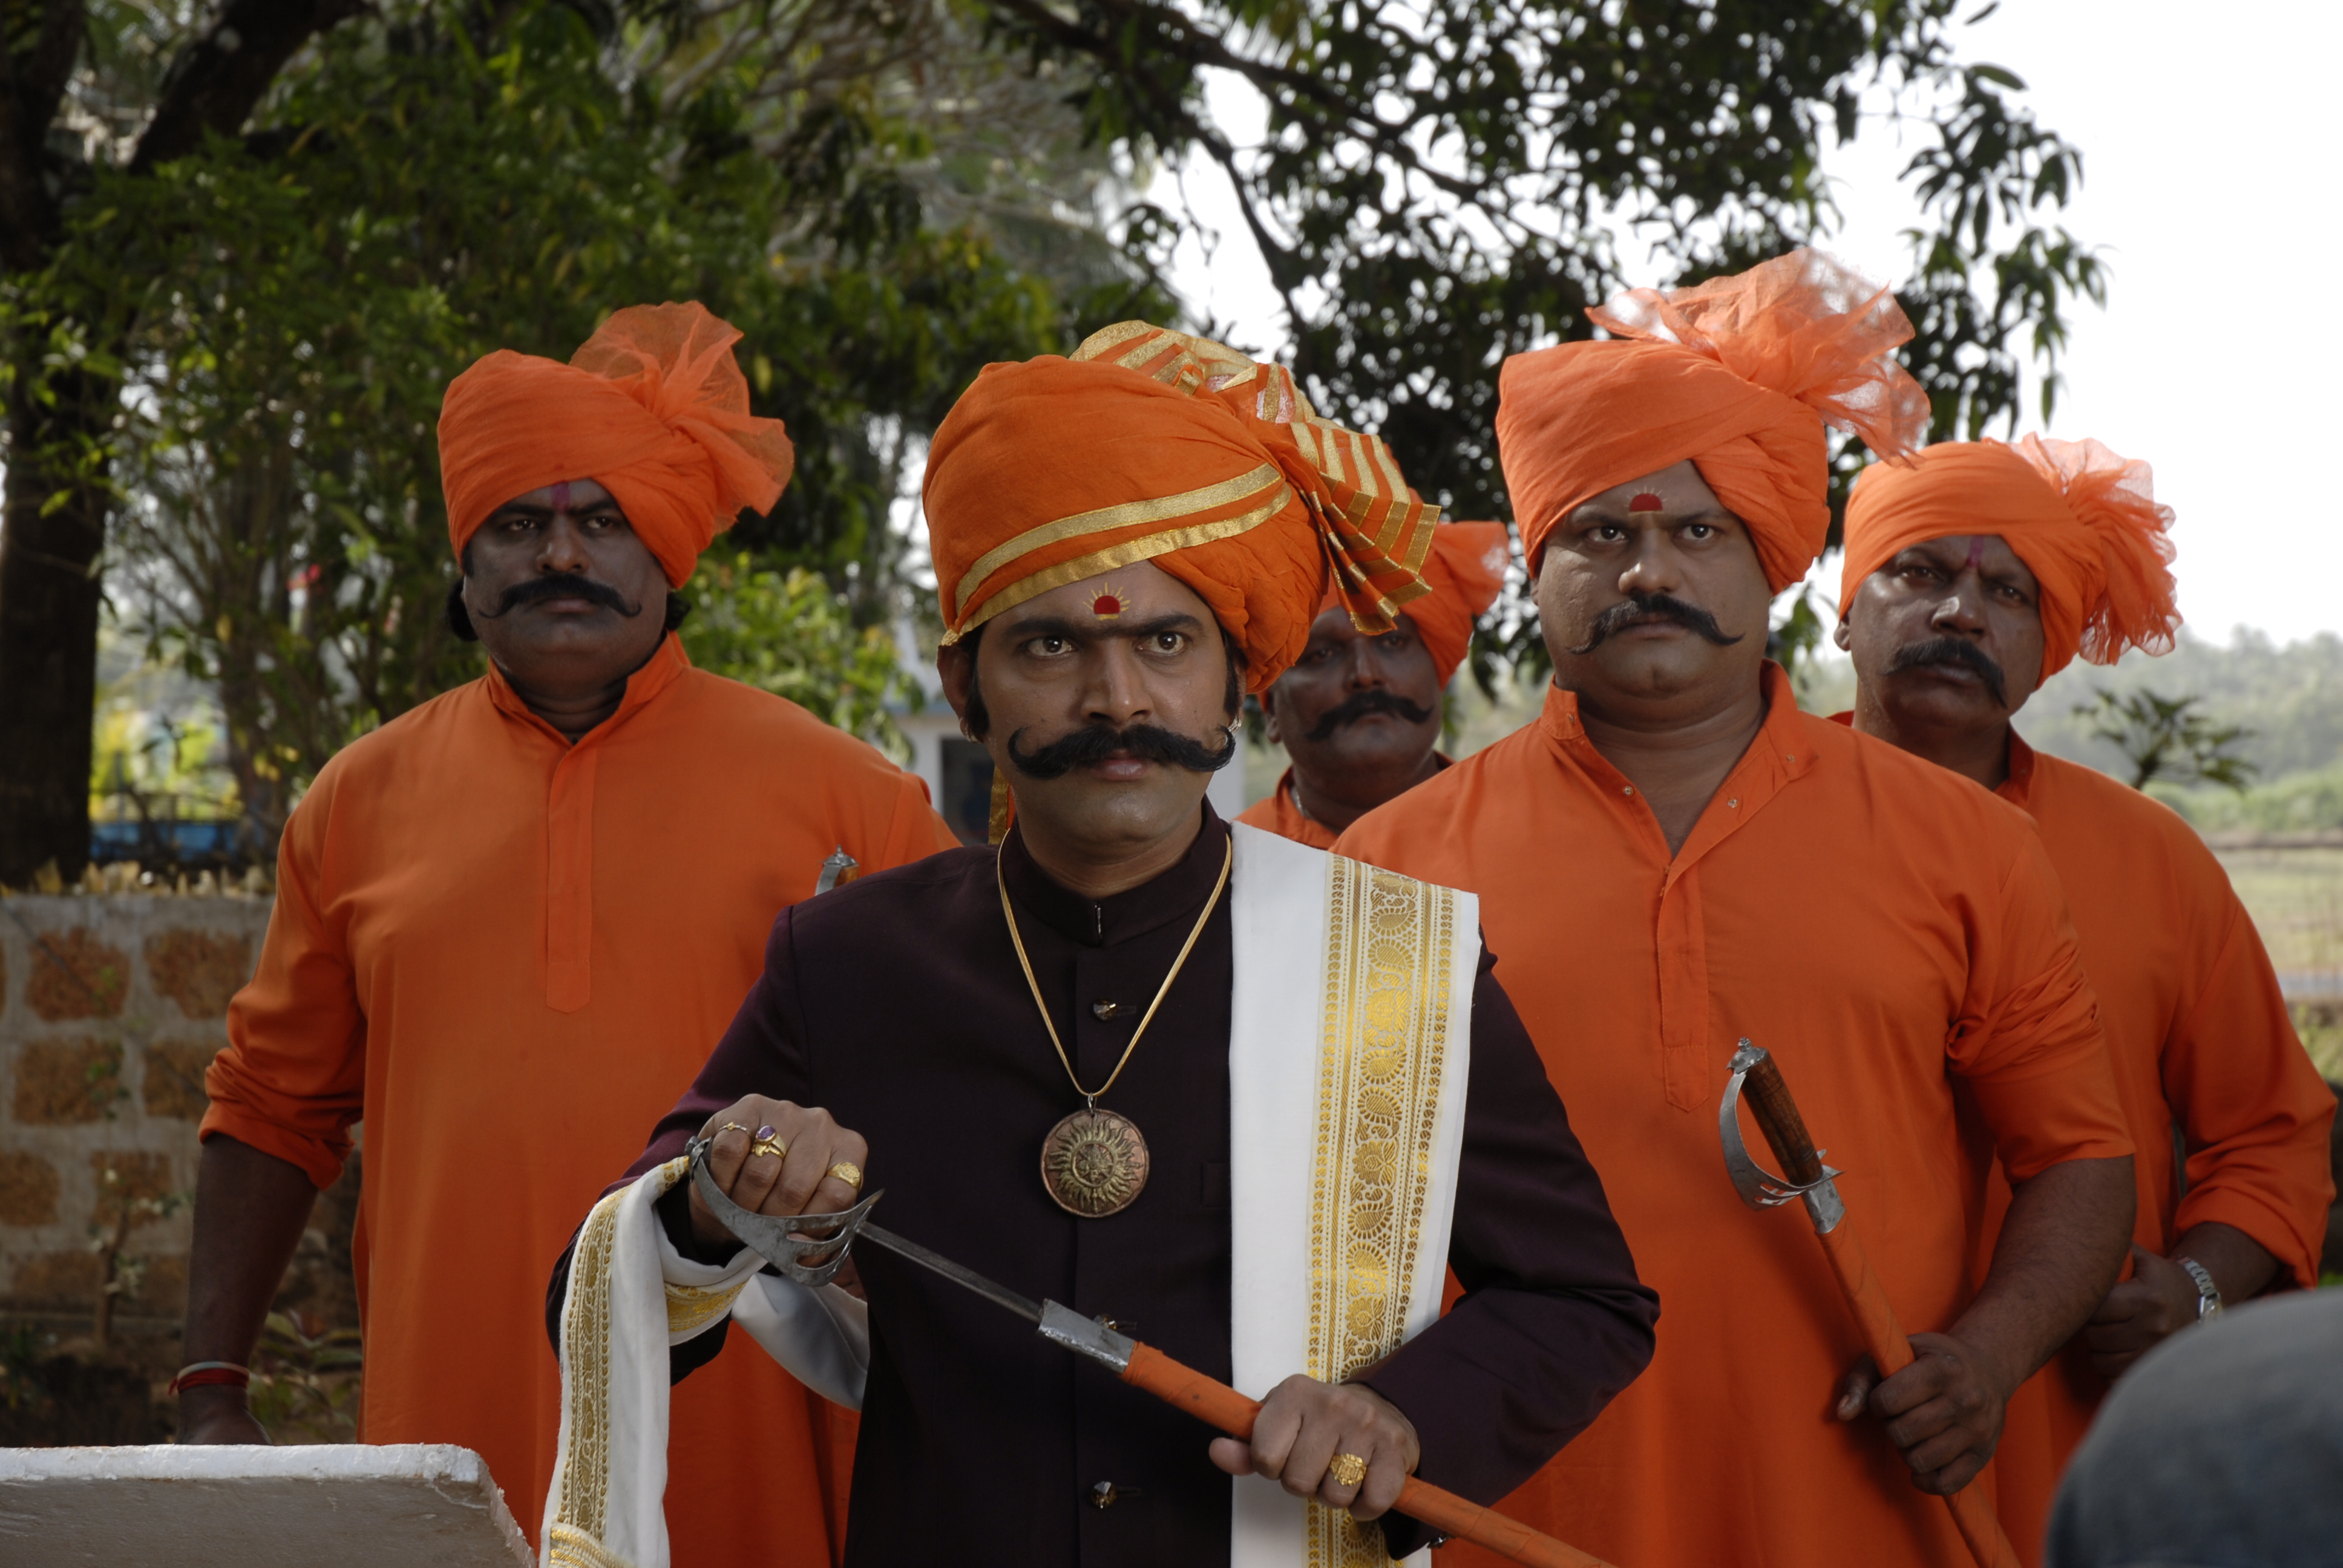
[
  {"x1": 201, "y1": 769, "x2": 365, "y2": 1190},
  {"x1": 1950, "y1": 831, "x2": 2132, "y2": 1182},
  {"x1": 2164, "y1": 881, "x2": 2337, "y2": 1287},
  {"x1": 874, "y1": 768, "x2": 962, "y2": 866}
]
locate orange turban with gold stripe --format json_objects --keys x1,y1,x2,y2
[
  {"x1": 437, "y1": 302, "x2": 793, "y2": 587},
  {"x1": 1317, "y1": 520, "x2": 1511, "y2": 685},
  {"x1": 923, "y1": 322, "x2": 1441, "y2": 691},
  {"x1": 1496, "y1": 249, "x2": 1931, "y2": 592},
  {"x1": 1841, "y1": 436, "x2": 2180, "y2": 679}
]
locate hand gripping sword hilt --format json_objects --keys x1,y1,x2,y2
[
  {"x1": 684, "y1": 1135, "x2": 883, "y2": 1287},
  {"x1": 1718, "y1": 1040, "x2": 1845, "y2": 1233}
]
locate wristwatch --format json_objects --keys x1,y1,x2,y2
[{"x1": 2173, "y1": 1255, "x2": 2223, "y2": 1322}]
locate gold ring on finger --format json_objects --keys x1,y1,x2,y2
[
  {"x1": 751, "y1": 1135, "x2": 788, "y2": 1161},
  {"x1": 717, "y1": 1122, "x2": 752, "y2": 1138},
  {"x1": 1325, "y1": 1452, "x2": 1367, "y2": 1489},
  {"x1": 828, "y1": 1161, "x2": 864, "y2": 1191}
]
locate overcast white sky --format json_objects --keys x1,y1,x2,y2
[{"x1": 1150, "y1": 0, "x2": 2343, "y2": 647}]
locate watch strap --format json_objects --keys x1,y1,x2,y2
[{"x1": 2173, "y1": 1255, "x2": 2223, "y2": 1321}]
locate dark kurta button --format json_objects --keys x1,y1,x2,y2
[
  {"x1": 1091, "y1": 999, "x2": 1124, "y2": 1020},
  {"x1": 1090, "y1": 1480, "x2": 1132, "y2": 1509}
]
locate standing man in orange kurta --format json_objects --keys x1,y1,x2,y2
[
  {"x1": 1837, "y1": 436, "x2": 2337, "y2": 1562},
  {"x1": 177, "y1": 303, "x2": 956, "y2": 1561},
  {"x1": 1338, "y1": 250, "x2": 2140, "y2": 1568},
  {"x1": 1239, "y1": 522, "x2": 1509, "y2": 847}
]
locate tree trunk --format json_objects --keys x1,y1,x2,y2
[
  {"x1": 0, "y1": 367, "x2": 108, "y2": 883},
  {"x1": 0, "y1": 0, "x2": 362, "y2": 882}
]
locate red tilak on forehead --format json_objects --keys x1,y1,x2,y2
[
  {"x1": 1964, "y1": 537, "x2": 1989, "y2": 569},
  {"x1": 549, "y1": 480, "x2": 572, "y2": 512},
  {"x1": 1628, "y1": 492, "x2": 1665, "y2": 513}
]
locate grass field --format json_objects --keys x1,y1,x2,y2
[{"x1": 2214, "y1": 845, "x2": 2343, "y2": 1079}]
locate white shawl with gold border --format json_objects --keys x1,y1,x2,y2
[
  {"x1": 1227, "y1": 823, "x2": 1476, "y2": 1568},
  {"x1": 542, "y1": 823, "x2": 1476, "y2": 1568},
  {"x1": 540, "y1": 1160, "x2": 868, "y2": 1568}
]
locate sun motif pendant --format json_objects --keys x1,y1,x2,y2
[{"x1": 1039, "y1": 1106, "x2": 1151, "y2": 1217}]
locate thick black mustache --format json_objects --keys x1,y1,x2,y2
[
  {"x1": 1886, "y1": 635, "x2": 2008, "y2": 708},
  {"x1": 1568, "y1": 593, "x2": 1745, "y2": 655},
  {"x1": 476, "y1": 573, "x2": 644, "y2": 619},
  {"x1": 1303, "y1": 687, "x2": 1437, "y2": 742},
  {"x1": 1005, "y1": 721, "x2": 1237, "y2": 780}
]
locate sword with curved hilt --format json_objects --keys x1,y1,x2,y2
[
  {"x1": 685, "y1": 1138, "x2": 1619, "y2": 1568},
  {"x1": 1720, "y1": 1042, "x2": 2017, "y2": 1568}
]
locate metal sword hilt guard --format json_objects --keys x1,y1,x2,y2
[
  {"x1": 685, "y1": 1134, "x2": 883, "y2": 1286},
  {"x1": 1719, "y1": 1040, "x2": 1845, "y2": 1233}
]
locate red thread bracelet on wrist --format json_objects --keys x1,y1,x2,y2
[{"x1": 169, "y1": 1362, "x2": 251, "y2": 1396}]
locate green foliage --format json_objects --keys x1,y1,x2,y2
[
  {"x1": 997, "y1": 1, "x2": 2103, "y2": 691},
  {"x1": 84, "y1": 1166, "x2": 188, "y2": 1350},
  {"x1": 14, "y1": 1, "x2": 1086, "y2": 848},
  {"x1": 247, "y1": 1311, "x2": 364, "y2": 1443},
  {"x1": 8, "y1": 0, "x2": 2112, "y2": 855},
  {"x1": 989, "y1": 2, "x2": 2099, "y2": 508},
  {"x1": 2025, "y1": 631, "x2": 2343, "y2": 782},
  {"x1": 1766, "y1": 584, "x2": 1832, "y2": 689},
  {"x1": 681, "y1": 554, "x2": 915, "y2": 759},
  {"x1": 2076, "y1": 688, "x2": 2256, "y2": 794},
  {"x1": 2152, "y1": 761, "x2": 2343, "y2": 837}
]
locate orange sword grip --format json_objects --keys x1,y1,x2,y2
[
  {"x1": 1119, "y1": 1343, "x2": 1618, "y2": 1568},
  {"x1": 1817, "y1": 1226, "x2": 2017, "y2": 1568}
]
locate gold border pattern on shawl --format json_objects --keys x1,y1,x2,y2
[
  {"x1": 547, "y1": 1156, "x2": 687, "y2": 1568},
  {"x1": 1303, "y1": 855, "x2": 1458, "y2": 1568},
  {"x1": 666, "y1": 1275, "x2": 753, "y2": 1337}
]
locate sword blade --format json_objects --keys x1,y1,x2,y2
[{"x1": 857, "y1": 1221, "x2": 1044, "y2": 1325}]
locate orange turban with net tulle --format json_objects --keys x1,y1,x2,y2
[
  {"x1": 1840, "y1": 436, "x2": 2180, "y2": 679},
  {"x1": 924, "y1": 321, "x2": 1441, "y2": 691},
  {"x1": 437, "y1": 302, "x2": 793, "y2": 587},
  {"x1": 1496, "y1": 249, "x2": 1932, "y2": 592},
  {"x1": 1314, "y1": 520, "x2": 1510, "y2": 685}
]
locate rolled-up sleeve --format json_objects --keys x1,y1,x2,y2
[
  {"x1": 199, "y1": 778, "x2": 364, "y2": 1190},
  {"x1": 1954, "y1": 833, "x2": 2133, "y2": 1182},
  {"x1": 2163, "y1": 878, "x2": 2338, "y2": 1288}
]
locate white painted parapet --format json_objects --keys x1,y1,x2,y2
[{"x1": 0, "y1": 1442, "x2": 532, "y2": 1566}]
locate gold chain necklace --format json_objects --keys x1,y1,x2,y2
[{"x1": 998, "y1": 834, "x2": 1232, "y2": 1217}]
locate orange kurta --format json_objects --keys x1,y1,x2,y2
[
  {"x1": 202, "y1": 635, "x2": 954, "y2": 1560},
  {"x1": 1335, "y1": 665, "x2": 2133, "y2": 1568},
  {"x1": 1978, "y1": 734, "x2": 2337, "y2": 1561},
  {"x1": 1233, "y1": 768, "x2": 1340, "y2": 849}
]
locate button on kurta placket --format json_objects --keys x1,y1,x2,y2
[
  {"x1": 543, "y1": 745, "x2": 600, "y2": 1013},
  {"x1": 483, "y1": 648, "x2": 688, "y2": 1015},
  {"x1": 1072, "y1": 929, "x2": 1155, "y2": 1562},
  {"x1": 989, "y1": 847, "x2": 1237, "y2": 1568},
  {"x1": 1546, "y1": 694, "x2": 1812, "y2": 1111}
]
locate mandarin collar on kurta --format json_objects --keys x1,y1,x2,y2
[
  {"x1": 1537, "y1": 658, "x2": 1806, "y2": 750},
  {"x1": 998, "y1": 799, "x2": 1231, "y2": 949},
  {"x1": 483, "y1": 631, "x2": 691, "y2": 749}
]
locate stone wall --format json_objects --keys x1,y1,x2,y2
[{"x1": 0, "y1": 893, "x2": 274, "y2": 1370}]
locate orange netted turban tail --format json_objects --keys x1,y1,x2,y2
[
  {"x1": 1315, "y1": 520, "x2": 1510, "y2": 685},
  {"x1": 1840, "y1": 436, "x2": 2180, "y2": 678},
  {"x1": 1496, "y1": 249, "x2": 1932, "y2": 592},
  {"x1": 437, "y1": 302, "x2": 794, "y2": 587},
  {"x1": 924, "y1": 322, "x2": 1441, "y2": 691}
]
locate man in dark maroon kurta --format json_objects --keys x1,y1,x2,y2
[
  {"x1": 555, "y1": 802, "x2": 1654, "y2": 1562},
  {"x1": 548, "y1": 322, "x2": 1656, "y2": 1566}
]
